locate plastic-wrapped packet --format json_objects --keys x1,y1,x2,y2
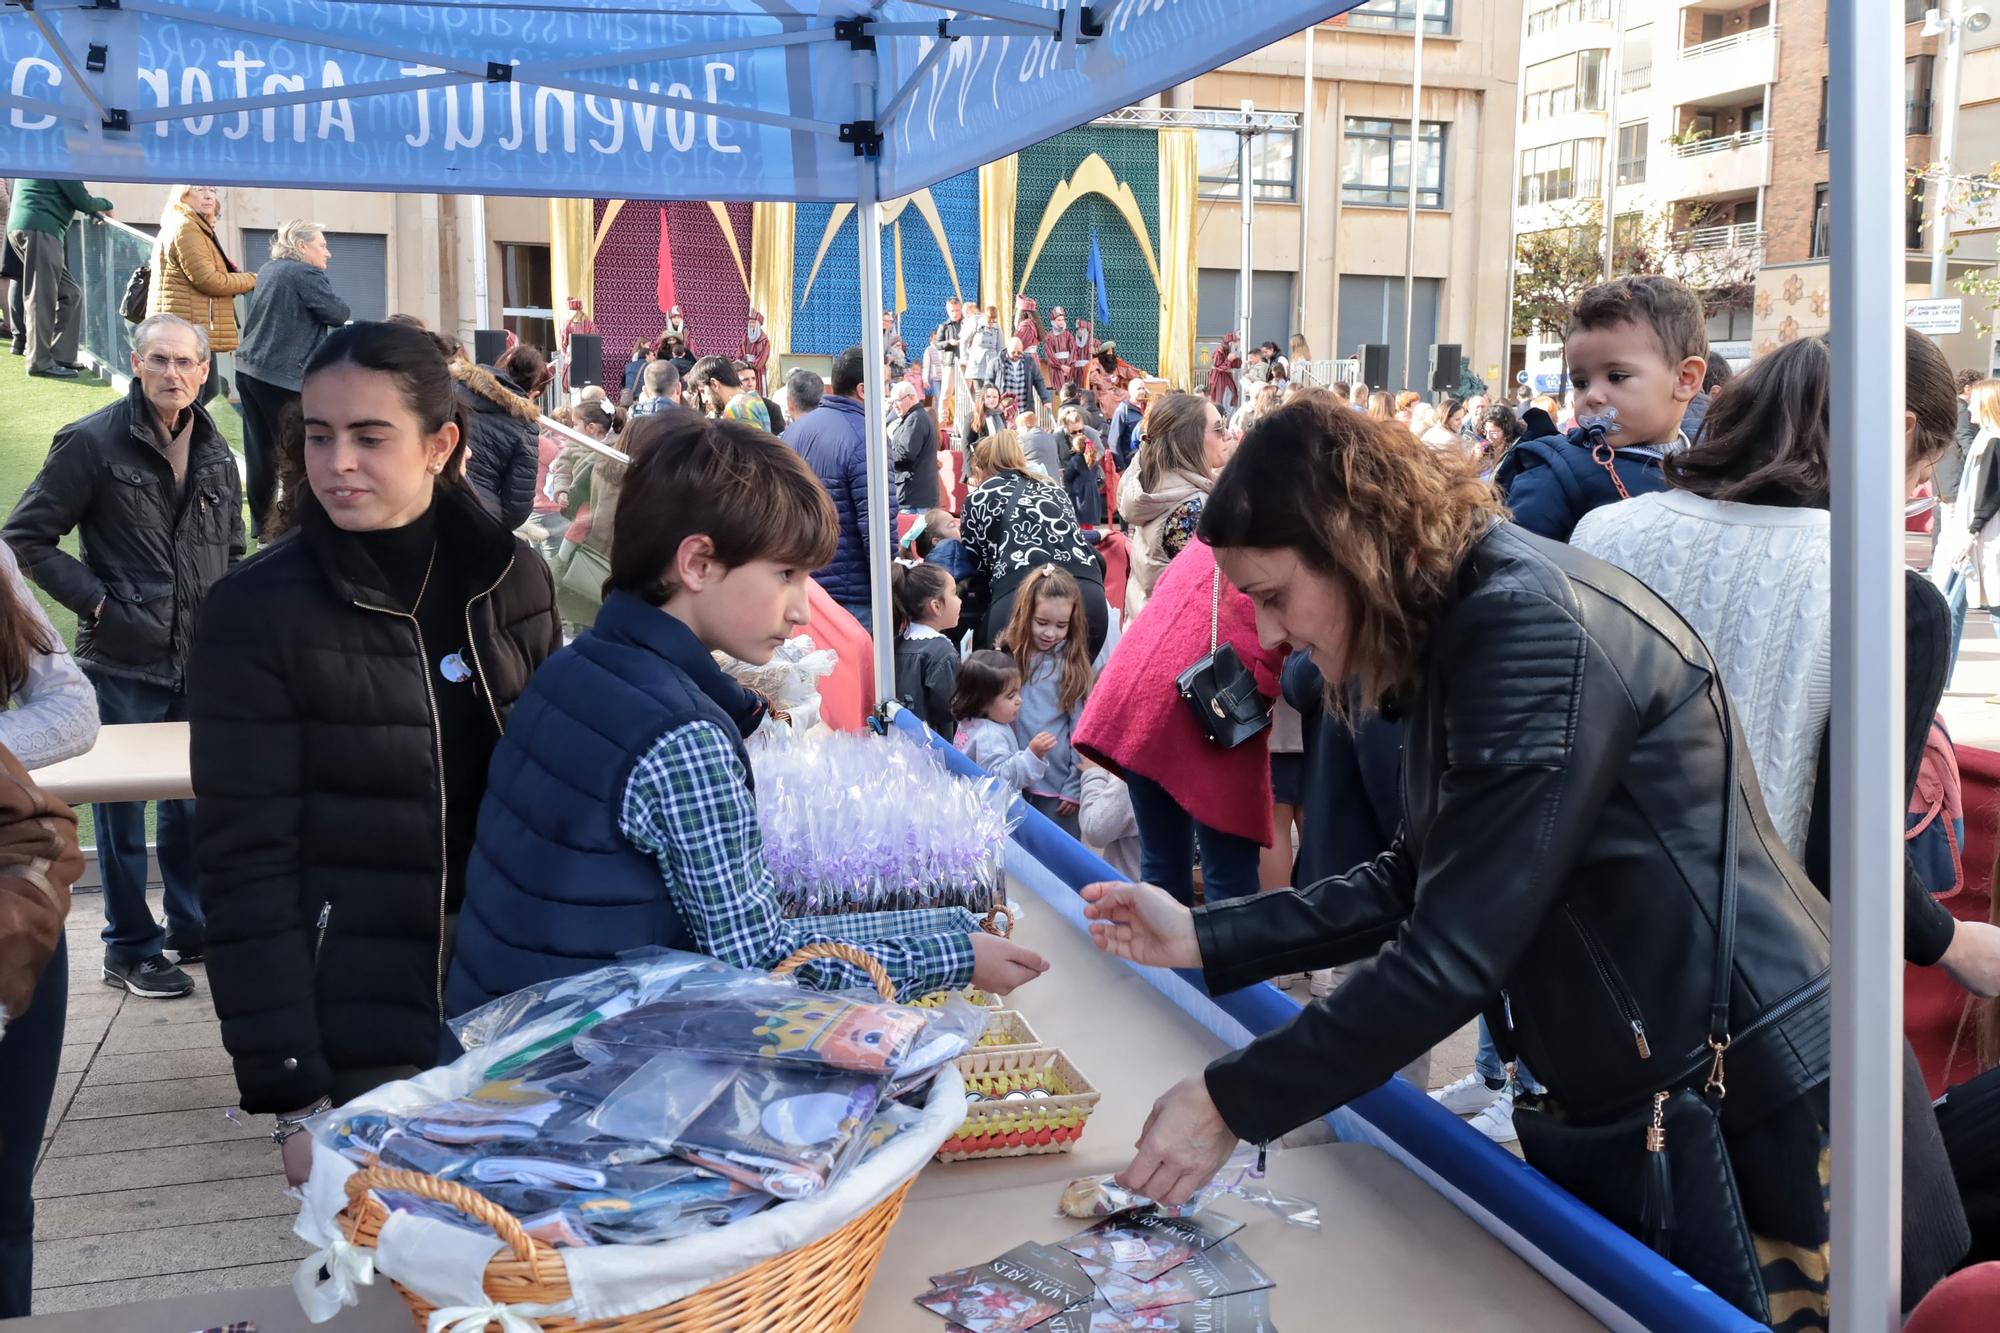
[
  {"x1": 1055, "y1": 1146, "x2": 1320, "y2": 1230},
  {"x1": 752, "y1": 730, "x2": 1012, "y2": 918},
  {"x1": 448, "y1": 949, "x2": 736, "y2": 1074},
  {"x1": 885, "y1": 993, "x2": 989, "y2": 1099},
  {"x1": 589, "y1": 1051, "x2": 887, "y2": 1201},
  {"x1": 572, "y1": 981, "x2": 931, "y2": 1076}
]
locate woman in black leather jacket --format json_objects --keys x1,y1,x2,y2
[{"x1": 1082, "y1": 394, "x2": 1959, "y2": 1325}]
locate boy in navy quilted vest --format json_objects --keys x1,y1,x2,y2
[
  {"x1": 445, "y1": 413, "x2": 1048, "y2": 1021},
  {"x1": 1496, "y1": 275, "x2": 1710, "y2": 543}
]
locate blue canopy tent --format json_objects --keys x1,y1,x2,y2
[{"x1": 0, "y1": 1, "x2": 1912, "y2": 1327}]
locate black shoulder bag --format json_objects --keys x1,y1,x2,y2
[
  {"x1": 119, "y1": 252, "x2": 153, "y2": 324},
  {"x1": 1174, "y1": 567, "x2": 1271, "y2": 749},
  {"x1": 1512, "y1": 693, "x2": 1770, "y2": 1322}
]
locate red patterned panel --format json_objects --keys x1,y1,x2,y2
[{"x1": 590, "y1": 199, "x2": 753, "y2": 390}]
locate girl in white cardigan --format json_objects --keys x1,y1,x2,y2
[{"x1": 0, "y1": 541, "x2": 96, "y2": 770}]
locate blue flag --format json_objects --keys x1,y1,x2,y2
[{"x1": 1087, "y1": 230, "x2": 1112, "y2": 327}]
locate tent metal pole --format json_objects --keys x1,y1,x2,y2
[
  {"x1": 1826, "y1": 0, "x2": 1905, "y2": 1326},
  {"x1": 1402, "y1": 8, "x2": 1422, "y2": 396},
  {"x1": 1239, "y1": 99, "x2": 1255, "y2": 380},
  {"x1": 855, "y1": 59, "x2": 898, "y2": 713},
  {"x1": 122, "y1": 71, "x2": 479, "y2": 128}
]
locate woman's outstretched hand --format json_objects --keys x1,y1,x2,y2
[
  {"x1": 1080, "y1": 881, "x2": 1200, "y2": 971},
  {"x1": 1117, "y1": 1074, "x2": 1240, "y2": 1207}
]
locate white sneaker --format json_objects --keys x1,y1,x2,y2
[
  {"x1": 1430, "y1": 1072, "x2": 1504, "y2": 1116},
  {"x1": 1468, "y1": 1087, "x2": 1518, "y2": 1144},
  {"x1": 1307, "y1": 969, "x2": 1336, "y2": 997}
]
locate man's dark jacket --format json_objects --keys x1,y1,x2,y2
[{"x1": 4, "y1": 379, "x2": 243, "y2": 690}]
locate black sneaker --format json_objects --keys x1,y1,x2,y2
[
  {"x1": 165, "y1": 933, "x2": 204, "y2": 964},
  {"x1": 28, "y1": 364, "x2": 78, "y2": 379},
  {"x1": 102, "y1": 952, "x2": 195, "y2": 998}
]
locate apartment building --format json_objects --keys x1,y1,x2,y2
[
  {"x1": 1175, "y1": 0, "x2": 1524, "y2": 394},
  {"x1": 1512, "y1": 0, "x2": 1776, "y2": 386}
]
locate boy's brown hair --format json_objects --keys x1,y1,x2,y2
[
  {"x1": 610, "y1": 413, "x2": 837, "y2": 606},
  {"x1": 1564, "y1": 273, "x2": 1707, "y2": 366}
]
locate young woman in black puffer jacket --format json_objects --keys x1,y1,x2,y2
[{"x1": 189, "y1": 322, "x2": 560, "y2": 1186}]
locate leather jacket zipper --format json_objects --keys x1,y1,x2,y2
[
  {"x1": 1562, "y1": 903, "x2": 1652, "y2": 1059},
  {"x1": 313, "y1": 901, "x2": 332, "y2": 964},
  {"x1": 351, "y1": 598, "x2": 451, "y2": 1022}
]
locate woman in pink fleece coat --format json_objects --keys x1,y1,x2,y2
[{"x1": 1074, "y1": 539, "x2": 1283, "y2": 904}]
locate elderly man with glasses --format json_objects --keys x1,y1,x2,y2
[{"x1": 3, "y1": 312, "x2": 243, "y2": 1001}]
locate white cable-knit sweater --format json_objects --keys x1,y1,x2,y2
[{"x1": 1571, "y1": 490, "x2": 1831, "y2": 856}]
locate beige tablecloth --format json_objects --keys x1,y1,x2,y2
[{"x1": 2, "y1": 885, "x2": 1600, "y2": 1330}]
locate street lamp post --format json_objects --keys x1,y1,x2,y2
[{"x1": 1926, "y1": 3, "x2": 1993, "y2": 297}]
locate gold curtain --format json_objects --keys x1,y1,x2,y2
[
  {"x1": 750, "y1": 201, "x2": 795, "y2": 359},
  {"x1": 549, "y1": 198, "x2": 595, "y2": 321},
  {"x1": 1157, "y1": 128, "x2": 1199, "y2": 391},
  {"x1": 978, "y1": 155, "x2": 1018, "y2": 314}
]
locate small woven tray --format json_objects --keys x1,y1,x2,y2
[
  {"x1": 939, "y1": 1047, "x2": 1100, "y2": 1161},
  {"x1": 973, "y1": 1010, "x2": 1044, "y2": 1052},
  {"x1": 909, "y1": 987, "x2": 1005, "y2": 1010}
]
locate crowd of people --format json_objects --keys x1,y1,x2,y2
[{"x1": 3, "y1": 175, "x2": 2000, "y2": 1328}]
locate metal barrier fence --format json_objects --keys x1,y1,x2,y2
[{"x1": 67, "y1": 215, "x2": 156, "y2": 377}]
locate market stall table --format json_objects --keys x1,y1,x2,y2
[{"x1": 31, "y1": 723, "x2": 192, "y2": 806}]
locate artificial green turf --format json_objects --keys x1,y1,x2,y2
[{"x1": 1, "y1": 361, "x2": 249, "y2": 847}]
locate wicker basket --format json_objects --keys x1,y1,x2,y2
[
  {"x1": 335, "y1": 941, "x2": 928, "y2": 1332},
  {"x1": 939, "y1": 1048, "x2": 1100, "y2": 1162},
  {"x1": 973, "y1": 1010, "x2": 1044, "y2": 1052}
]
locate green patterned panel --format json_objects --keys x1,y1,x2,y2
[{"x1": 1015, "y1": 125, "x2": 1162, "y2": 377}]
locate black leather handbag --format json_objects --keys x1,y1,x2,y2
[
  {"x1": 1174, "y1": 567, "x2": 1270, "y2": 749},
  {"x1": 1512, "y1": 696, "x2": 1770, "y2": 1322}
]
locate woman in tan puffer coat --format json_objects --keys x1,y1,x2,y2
[
  {"x1": 1116, "y1": 391, "x2": 1232, "y2": 620},
  {"x1": 148, "y1": 185, "x2": 255, "y2": 360}
]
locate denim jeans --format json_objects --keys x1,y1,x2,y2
[
  {"x1": 1473, "y1": 1012, "x2": 1545, "y2": 1094},
  {"x1": 1126, "y1": 771, "x2": 1261, "y2": 906},
  {"x1": 0, "y1": 937, "x2": 64, "y2": 1316},
  {"x1": 86, "y1": 670, "x2": 202, "y2": 964}
]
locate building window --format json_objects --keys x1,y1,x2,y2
[
  {"x1": 1196, "y1": 118, "x2": 1300, "y2": 202},
  {"x1": 1523, "y1": 50, "x2": 1608, "y2": 122},
  {"x1": 1526, "y1": 0, "x2": 1610, "y2": 38},
  {"x1": 1518, "y1": 138, "x2": 1603, "y2": 206},
  {"x1": 1907, "y1": 0, "x2": 1930, "y2": 21},
  {"x1": 1342, "y1": 118, "x2": 1447, "y2": 209},
  {"x1": 1909, "y1": 190, "x2": 1929, "y2": 252},
  {"x1": 1706, "y1": 304, "x2": 1753, "y2": 342},
  {"x1": 240, "y1": 229, "x2": 387, "y2": 323},
  {"x1": 1908, "y1": 55, "x2": 1936, "y2": 136},
  {"x1": 1344, "y1": 0, "x2": 1452, "y2": 36},
  {"x1": 500, "y1": 243, "x2": 554, "y2": 354},
  {"x1": 1617, "y1": 122, "x2": 1649, "y2": 185},
  {"x1": 1622, "y1": 25, "x2": 1653, "y2": 92},
  {"x1": 1810, "y1": 184, "x2": 1830, "y2": 259},
  {"x1": 1817, "y1": 78, "x2": 1828, "y2": 151}
]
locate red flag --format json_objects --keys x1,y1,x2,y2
[{"x1": 657, "y1": 206, "x2": 677, "y2": 314}]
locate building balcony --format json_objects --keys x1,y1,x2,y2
[
  {"x1": 1669, "y1": 26, "x2": 1778, "y2": 106},
  {"x1": 1678, "y1": 220, "x2": 1764, "y2": 252},
  {"x1": 1663, "y1": 129, "x2": 1770, "y2": 201}
]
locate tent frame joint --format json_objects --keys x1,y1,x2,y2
[
  {"x1": 485, "y1": 61, "x2": 512, "y2": 84},
  {"x1": 841, "y1": 119, "x2": 882, "y2": 157},
  {"x1": 834, "y1": 18, "x2": 877, "y2": 51},
  {"x1": 101, "y1": 107, "x2": 129, "y2": 132},
  {"x1": 1079, "y1": 4, "x2": 1105, "y2": 39}
]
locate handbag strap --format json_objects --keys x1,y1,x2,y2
[
  {"x1": 1208, "y1": 566, "x2": 1222, "y2": 652},
  {"x1": 1706, "y1": 669, "x2": 1741, "y2": 1090}
]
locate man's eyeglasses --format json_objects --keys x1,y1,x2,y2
[{"x1": 140, "y1": 354, "x2": 203, "y2": 375}]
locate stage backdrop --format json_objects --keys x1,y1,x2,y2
[
  {"x1": 1014, "y1": 124, "x2": 1164, "y2": 381},
  {"x1": 588, "y1": 199, "x2": 754, "y2": 389},
  {"x1": 789, "y1": 168, "x2": 981, "y2": 358}
]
